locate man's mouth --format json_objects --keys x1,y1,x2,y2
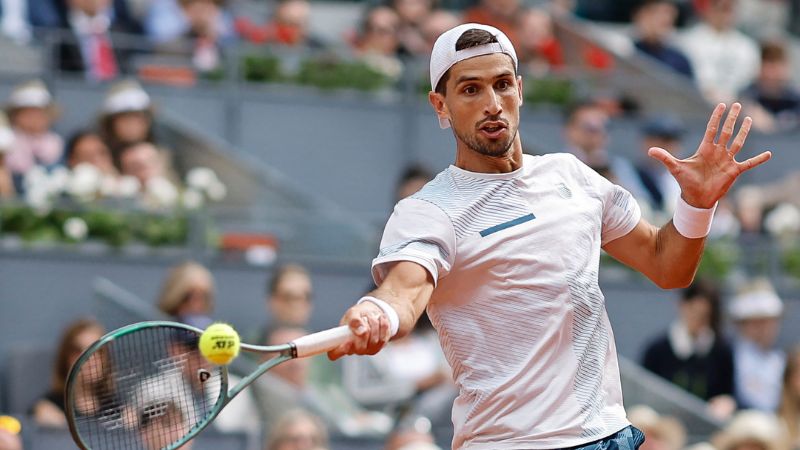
[{"x1": 479, "y1": 121, "x2": 508, "y2": 138}]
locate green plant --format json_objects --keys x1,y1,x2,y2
[
  {"x1": 242, "y1": 54, "x2": 284, "y2": 83},
  {"x1": 295, "y1": 56, "x2": 391, "y2": 91},
  {"x1": 696, "y1": 239, "x2": 741, "y2": 280},
  {"x1": 523, "y1": 77, "x2": 574, "y2": 106}
]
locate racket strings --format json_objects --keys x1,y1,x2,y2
[{"x1": 70, "y1": 326, "x2": 223, "y2": 450}]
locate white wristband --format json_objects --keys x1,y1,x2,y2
[
  {"x1": 673, "y1": 197, "x2": 717, "y2": 238},
  {"x1": 357, "y1": 296, "x2": 400, "y2": 337}
]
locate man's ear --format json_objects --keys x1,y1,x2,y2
[
  {"x1": 517, "y1": 75, "x2": 524, "y2": 106},
  {"x1": 428, "y1": 91, "x2": 449, "y2": 124}
]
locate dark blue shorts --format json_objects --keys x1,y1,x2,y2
[{"x1": 565, "y1": 426, "x2": 646, "y2": 450}]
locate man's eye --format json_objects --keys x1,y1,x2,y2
[
  {"x1": 497, "y1": 80, "x2": 510, "y2": 90},
  {"x1": 464, "y1": 86, "x2": 477, "y2": 94}
]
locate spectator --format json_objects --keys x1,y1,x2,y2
[
  {"x1": 561, "y1": 100, "x2": 626, "y2": 181},
  {"x1": 157, "y1": 260, "x2": 215, "y2": 329},
  {"x1": 395, "y1": 164, "x2": 433, "y2": 202},
  {"x1": 0, "y1": 112, "x2": 16, "y2": 198},
  {"x1": 516, "y1": 8, "x2": 564, "y2": 76},
  {"x1": 641, "y1": 279, "x2": 736, "y2": 420},
  {"x1": 56, "y1": 0, "x2": 141, "y2": 80},
  {"x1": 735, "y1": 171, "x2": 800, "y2": 236},
  {"x1": 730, "y1": 279, "x2": 787, "y2": 412},
  {"x1": 265, "y1": 408, "x2": 329, "y2": 450},
  {"x1": 463, "y1": 0, "x2": 522, "y2": 48},
  {"x1": 32, "y1": 318, "x2": 106, "y2": 428},
  {"x1": 385, "y1": 414, "x2": 442, "y2": 450},
  {"x1": 0, "y1": 429, "x2": 21, "y2": 450},
  {"x1": 353, "y1": 6, "x2": 404, "y2": 80},
  {"x1": 117, "y1": 141, "x2": 175, "y2": 185},
  {"x1": 265, "y1": 264, "x2": 313, "y2": 331},
  {"x1": 627, "y1": 405, "x2": 686, "y2": 450},
  {"x1": 736, "y1": 0, "x2": 789, "y2": 40},
  {"x1": 631, "y1": 0, "x2": 693, "y2": 78},
  {"x1": 678, "y1": 0, "x2": 759, "y2": 103},
  {"x1": 236, "y1": 0, "x2": 324, "y2": 48},
  {"x1": 712, "y1": 410, "x2": 789, "y2": 450},
  {"x1": 145, "y1": 0, "x2": 235, "y2": 73},
  {"x1": 253, "y1": 326, "x2": 390, "y2": 438},
  {"x1": 417, "y1": 10, "x2": 462, "y2": 54},
  {"x1": 3, "y1": 79, "x2": 64, "y2": 191},
  {"x1": 129, "y1": 371, "x2": 196, "y2": 450},
  {"x1": 779, "y1": 346, "x2": 800, "y2": 449},
  {"x1": 65, "y1": 130, "x2": 118, "y2": 177},
  {"x1": 98, "y1": 79, "x2": 155, "y2": 154},
  {"x1": 742, "y1": 41, "x2": 800, "y2": 133},
  {"x1": 390, "y1": 0, "x2": 434, "y2": 56},
  {"x1": 615, "y1": 114, "x2": 685, "y2": 223}
]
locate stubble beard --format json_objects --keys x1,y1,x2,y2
[{"x1": 454, "y1": 124, "x2": 518, "y2": 158}]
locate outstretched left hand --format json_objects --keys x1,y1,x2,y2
[{"x1": 648, "y1": 103, "x2": 772, "y2": 209}]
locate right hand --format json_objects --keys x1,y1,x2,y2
[{"x1": 328, "y1": 301, "x2": 392, "y2": 360}]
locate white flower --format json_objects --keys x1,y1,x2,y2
[
  {"x1": 25, "y1": 186, "x2": 51, "y2": 215},
  {"x1": 68, "y1": 163, "x2": 103, "y2": 200},
  {"x1": 116, "y1": 176, "x2": 141, "y2": 198},
  {"x1": 23, "y1": 165, "x2": 48, "y2": 192},
  {"x1": 146, "y1": 177, "x2": 179, "y2": 207},
  {"x1": 46, "y1": 166, "x2": 70, "y2": 195},
  {"x1": 181, "y1": 188, "x2": 204, "y2": 210},
  {"x1": 764, "y1": 203, "x2": 800, "y2": 237},
  {"x1": 186, "y1": 167, "x2": 217, "y2": 190},
  {"x1": 99, "y1": 175, "x2": 118, "y2": 197},
  {"x1": 63, "y1": 217, "x2": 88, "y2": 241},
  {"x1": 207, "y1": 180, "x2": 227, "y2": 201}
]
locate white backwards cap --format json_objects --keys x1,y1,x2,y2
[{"x1": 429, "y1": 23, "x2": 518, "y2": 129}]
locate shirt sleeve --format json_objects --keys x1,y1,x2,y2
[
  {"x1": 371, "y1": 198, "x2": 456, "y2": 287},
  {"x1": 569, "y1": 155, "x2": 642, "y2": 246}
]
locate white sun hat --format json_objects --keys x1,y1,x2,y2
[
  {"x1": 729, "y1": 279, "x2": 784, "y2": 320},
  {"x1": 429, "y1": 23, "x2": 518, "y2": 129}
]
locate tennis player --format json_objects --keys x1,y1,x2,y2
[{"x1": 329, "y1": 23, "x2": 771, "y2": 450}]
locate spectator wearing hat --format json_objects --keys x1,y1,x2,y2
[
  {"x1": 627, "y1": 405, "x2": 686, "y2": 450},
  {"x1": 0, "y1": 112, "x2": 16, "y2": 198},
  {"x1": 56, "y1": 0, "x2": 141, "y2": 81},
  {"x1": 615, "y1": 113, "x2": 685, "y2": 223},
  {"x1": 641, "y1": 279, "x2": 736, "y2": 419},
  {"x1": 730, "y1": 278, "x2": 787, "y2": 412},
  {"x1": 712, "y1": 410, "x2": 790, "y2": 450},
  {"x1": 98, "y1": 79, "x2": 155, "y2": 154},
  {"x1": 3, "y1": 80, "x2": 64, "y2": 193}
]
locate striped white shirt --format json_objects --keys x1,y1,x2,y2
[{"x1": 372, "y1": 153, "x2": 641, "y2": 449}]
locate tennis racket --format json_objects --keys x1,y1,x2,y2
[{"x1": 65, "y1": 320, "x2": 352, "y2": 450}]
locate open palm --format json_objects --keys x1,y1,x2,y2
[{"x1": 648, "y1": 103, "x2": 772, "y2": 209}]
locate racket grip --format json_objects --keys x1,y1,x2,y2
[{"x1": 292, "y1": 326, "x2": 352, "y2": 358}]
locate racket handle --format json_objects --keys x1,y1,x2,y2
[{"x1": 292, "y1": 326, "x2": 352, "y2": 358}]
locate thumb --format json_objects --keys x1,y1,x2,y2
[{"x1": 648, "y1": 147, "x2": 680, "y2": 174}]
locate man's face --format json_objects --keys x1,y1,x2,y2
[
  {"x1": 431, "y1": 53, "x2": 522, "y2": 159},
  {"x1": 678, "y1": 296, "x2": 712, "y2": 336},
  {"x1": 635, "y1": 2, "x2": 677, "y2": 41},
  {"x1": 565, "y1": 107, "x2": 608, "y2": 153},
  {"x1": 737, "y1": 316, "x2": 781, "y2": 350},
  {"x1": 707, "y1": 0, "x2": 736, "y2": 30},
  {"x1": 269, "y1": 272, "x2": 313, "y2": 326}
]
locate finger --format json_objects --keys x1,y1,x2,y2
[
  {"x1": 737, "y1": 151, "x2": 772, "y2": 173},
  {"x1": 718, "y1": 102, "x2": 741, "y2": 148},
  {"x1": 328, "y1": 341, "x2": 353, "y2": 361},
  {"x1": 354, "y1": 316, "x2": 370, "y2": 353},
  {"x1": 702, "y1": 103, "x2": 726, "y2": 144},
  {"x1": 379, "y1": 315, "x2": 390, "y2": 343},
  {"x1": 729, "y1": 116, "x2": 751, "y2": 156},
  {"x1": 648, "y1": 147, "x2": 681, "y2": 173},
  {"x1": 367, "y1": 314, "x2": 381, "y2": 347},
  {"x1": 348, "y1": 314, "x2": 368, "y2": 336}
]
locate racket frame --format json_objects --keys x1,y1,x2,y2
[{"x1": 65, "y1": 320, "x2": 310, "y2": 450}]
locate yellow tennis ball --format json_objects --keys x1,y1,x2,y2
[
  {"x1": 0, "y1": 415, "x2": 21, "y2": 434},
  {"x1": 199, "y1": 323, "x2": 240, "y2": 365}
]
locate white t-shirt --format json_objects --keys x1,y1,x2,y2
[{"x1": 372, "y1": 153, "x2": 641, "y2": 450}]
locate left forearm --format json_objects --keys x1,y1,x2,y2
[{"x1": 651, "y1": 221, "x2": 706, "y2": 288}]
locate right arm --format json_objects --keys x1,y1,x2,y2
[{"x1": 327, "y1": 260, "x2": 435, "y2": 360}]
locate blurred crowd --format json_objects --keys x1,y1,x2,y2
[{"x1": 0, "y1": 76, "x2": 227, "y2": 214}]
